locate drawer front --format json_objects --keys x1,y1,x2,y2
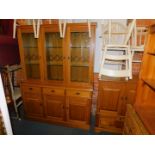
[
  {"x1": 22, "y1": 85, "x2": 42, "y2": 100},
  {"x1": 99, "y1": 114, "x2": 124, "y2": 129},
  {"x1": 43, "y1": 87, "x2": 65, "y2": 96},
  {"x1": 99, "y1": 116, "x2": 116, "y2": 128},
  {"x1": 22, "y1": 85, "x2": 41, "y2": 93},
  {"x1": 66, "y1": 89, "x2": 92, "y2": 98}
]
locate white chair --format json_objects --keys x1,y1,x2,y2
[
  {"x1": 130, "y1": 26, "x2": 148, "y2": 63},
  {"x1": 1, "y1": 65, "x2": 22, "y2": 120},
  {"x1": 99, "y1": 19, "x2": 136, "y2": 80}
]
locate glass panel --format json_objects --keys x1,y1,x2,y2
[
  {"x1": 70, "y1": 32, "x2": 90, "y2": 83},
  {"x1": 22, "y1": 33, "x2": 40, "y2": 79},
  {"x1": 45, "y1": 32, "x2": 63, "y2": 80}
]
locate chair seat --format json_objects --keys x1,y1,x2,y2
[
  {"x1": 13, "y1": 87, "x2": 21, "y2": 100},
  {"x1": 131, "y1": 45, "x2": 144, "y2": 52},
  {"x1": 105, "y1": 54, "x2": 130, "y2": 60},
  {"x1": 99, "y1": 68, "x2": 131, "y2": 78}
]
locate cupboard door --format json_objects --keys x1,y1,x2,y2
[
  {"x1": 24, "y1": 99, "x2": 44, "y2": 117},
  {"x1": 44, "y1": 95, "x2": 65, "y2": 121},
  {"x1": 126, "y1": 82, "x2": 137, "y2": 105},
  {"x1": 66, "y1": 96, "x2": 91, "y2": 125},
  {"x1": 97, "y1": 82, "x2": 125, "y2": 114},
  {"x1": 42, "y1": 26, "x2": 65, "y2": 84},
  {"x1": 66, "y1": 25, "x2": 95, "y2": 87},
  {"x1": 18, "y1": 27, "x2": 42, "y2": 82},
  {"x1": 22, "y1": 86, "x2": 43, "y2": 117}
]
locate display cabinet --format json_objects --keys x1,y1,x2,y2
[{"x1": 17, "y1": 23, "x2": 96, "y2": 130}]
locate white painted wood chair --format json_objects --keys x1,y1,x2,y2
[
  {"x1": 130, "y1": 26, "x2": 148, "y2": 63},
  {"x1": 1, "y1": 65, "x2": 22, "y2": 120},
  {"x1": 99, "y1": 19, "x2": 136, "y2": 80}
]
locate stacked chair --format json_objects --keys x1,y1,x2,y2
[{"x1": 99, "y1": 19, "x2": 136, "y2": 80}]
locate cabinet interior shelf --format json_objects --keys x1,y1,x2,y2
[
  {"x1": 46, "y1": 46, "x2": 62, "y2": 48},
  {"x1": 47, "y1": 64, "x2": 63, "y2": 66},
  {"x1": 71, "y1": 65, "x2": 89, "y2": 67},
  {"x1": 142, "y1": 78, "x2": 155, "y2": 90},
  {"x1": 71, "y1": 47, "x2": 90, "y2": 48},
  {"x1": 26, "y1": 62, "x2": 39, "y2": 65},
  {"x1": 24, "y1": 46, "x2": 38, "y2": 48}
]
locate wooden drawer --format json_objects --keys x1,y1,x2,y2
[
  {"x1": 98, "y1": 111, "x2": 124, "y2": 130},
  {"x1": 98, "y1": 115, "x2": 123, "y2": 133},
  {"x1": 99, "y1": 115, "x2": 116, "y2": 128},
  {"x1": 22, "y1": 85, "x2": 42, "y2": 100},
  {"x1": 66, "y1": 89, "x2": 92, "y2": 98},
  {"x1": 43, "y1": 87, "x2": 65, "y2": 96},
  {"x1": 22, "y1": 85, "x2": 41, "y2": 93}
]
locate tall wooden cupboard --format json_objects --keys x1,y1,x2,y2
[
  {"x1": 17, "y1": 23, "x2": 96, "y2": 130},
  {"x1": 133, "y1": 24, "x2": 155, "y2": 134}
]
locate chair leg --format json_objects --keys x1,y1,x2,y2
[{"x1": 99, "y1": 47, "x2": 107, "y2": 79}]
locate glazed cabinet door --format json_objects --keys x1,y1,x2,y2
[
  {"x1": 43, "y1": 87, "x2": 65, "y2": 121},
  {"x1": 21, "y1": 85, "x2": 44, "y2": 117},
  {"x1": 66, "y1": 24, "x2": 95, "y2": 88},
  {"x1": 41, "y1": 25, "x2": 65, "y2": 84},
  {"x1": 17, "y1": 26, "x2": 43, "y2": 82}
]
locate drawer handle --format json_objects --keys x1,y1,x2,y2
[
  {"x1": 76, "y1": 92, "x2": 80, "y2": 95},
  {"x1": 29, "y1": 88, "x2": 33, "y2": 90},
  {"x1": 51, "y1": 90, "x2": 55, "y2": 93}
]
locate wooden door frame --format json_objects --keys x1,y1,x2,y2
[
  {"x1": 66, "y1": 24, "x2": 96, "y2": 89},
  {"x1": 17, "y1": 25, "x2": 44, "y2": 84},
  {"x1": 40, "y1": 25, "x2": 66, "y2": 86}
]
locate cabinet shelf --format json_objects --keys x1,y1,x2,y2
[
  {"x1": 71, "y1": 46, "x2": 90, "y2": 48},
  {"x1": 71, "y1": 65, "x2": 89, "y2": 67},
  {"x1": 71, "y1": 63, "x2": 89, "y2": 67},
  {"x1": 46, "y1": 46, "x2": 62, "y2": 48},
  {"x1": 26, "y1": 62, "x2": 39, "y2": 65},
  {"x1": 47, "y1": 62, "x2": 63, "y2": 65},
  {"x1": 47, "y1": 64, "x2": 63, "y2": 66},
  {"x1": 24, "y1": 46, "x2": 38, "y2": 48},
  {"x1": 142, "y1": 78, "x2": 155, "y2": 90}
]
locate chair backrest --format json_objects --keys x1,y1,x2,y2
[
  {"x1": 102, "y1": 20, "x2": 127, "y2": 46},
  {"x1": 131, "y1": 26, "x2": 148, "y2": 48},
  {"x1": 123, "y1": 19, "x2": 136, "y2": 45},
  {"x1": 101, "y1": 19, "x2": 136, "y2": 47}
]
